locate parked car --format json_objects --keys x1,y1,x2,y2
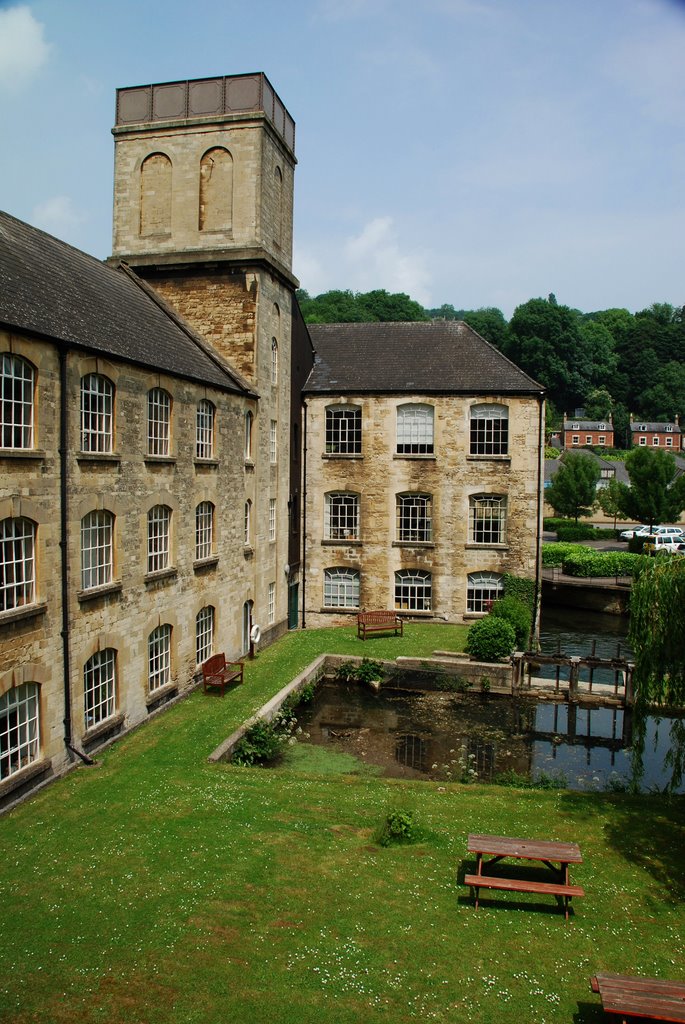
[
  {"x1": 620, "y1": 525, "x2": 651, "y2": 540},
  {"x1": 643, "y1": 534, "x2": 683, "y2": 555}
]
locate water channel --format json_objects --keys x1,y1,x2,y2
[{"x1": 294, "y1": 609, "x2": 684, "y2": 793}]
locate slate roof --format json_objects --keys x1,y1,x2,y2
[
  {"x1": 304, "y1": 321, "x2": 543, "y2": 395},
  {"x1": 630, "y1": 420, "x2": 681, "y2": 434},
  {"x1": 563, "y1": 418, "x2": 613, "y2": 431},
  {"x1": 0, "y1": 210, "x2": 249, "y2": 394}
]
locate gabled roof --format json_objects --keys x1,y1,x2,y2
[
  {"x1": 563, "y1": 419, "x2": 613, "y2": 431},
  {"x1": 630, "y1": 420, "x2": 681, "y2": 434},
  {"x1": 0, "y1": 210, "x2": 249, "y2": 394},
  {"x1": 304, "y1": 321, "x2": 543, "y2": 395}
]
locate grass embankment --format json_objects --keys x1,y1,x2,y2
[{"x1": 1, "y1": 624, "x2": 684, "y2": 1024}]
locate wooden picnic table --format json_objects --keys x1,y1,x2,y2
[
  {"x1": 464, "y1": 833, "x2": 584, "y2": 920},
  {"x1": 591, "y1": 972, "x2": 685, "y2": 1023}
]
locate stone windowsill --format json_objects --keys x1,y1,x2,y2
[
  {"x1": 144, "y1": 567, "x2": 177, "y2": 584},
  {"x1": 77, "y1": 452, "x2": 121, "y2": 464},
  {"x1": 193, "y1": 555, "x2": 219, "y2": 571},
  {"x1": 321, "y1": 538, "x2": 362, "y2": 546},
  {"x1": 320, "y1": 607, "x2": 359, "y2": 615},
  {"x1": 83, "y1": 712, "x2": 125, "y2": 745},
  {"x1": 0, "y1": 448, "x2": 46, "y2": 461},
  {"x1": 194, "y1": 458, "x2": 219, "y2": 468},
  {"x1": 466, "y1": 454, "x2": 511, "y2": 462},
  {"x1": 396, "y1": 610, "x2": 434, "y2": 618},
  {"x1": 464, "y1": 543, "x2": 509, "y2": 551},
  {"x1": 0, "y1": 757, "x2": 50, "y2": 799},
  {"x1": 391, "y1": 541, "x2": 434, "y2": 549},
  {"x1": 392, "y1": 453, "x2": 436, "y2": 460},
  {"x1": 463, "y1": 612, "x2": 488, "y2": 620},
  {"x1": 0, "y1": 601, "x2": 48, "y2": 627},
  {"x1": 145, "y1": 682, "x2": 178, "y2": 709},
  {"x1": 77, "y1": 581, "x2": 123, "y2": 603},
  {"x1": 322, "y1": 453, "x2": 363, "y2": 460},
  {"x1": 144, "y1": 455, "x2": 176, "y2": 466}
]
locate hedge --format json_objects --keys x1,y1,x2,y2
[{"x1": 560, "y1": 549, "x2": 642, "y2": 578}]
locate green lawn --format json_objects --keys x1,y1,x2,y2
[{"x1": 1, "y1": 624, "x2": 684, "y2": 1024}]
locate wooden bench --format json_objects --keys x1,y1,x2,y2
[
  {"x1": 465, "y1": 833, "x2": 584, "y2": 920},
  {"x1": 464, "y1": 873, "x2": 585, "y2": 920},
  {"x1": 202, "y1": 654, "x2": 244, "y2": 696},
  {"x1": 357, "y1": 611, "x2": 403, "y2": 640},
  {"x1": 591, "y1": 972, "x2": 685, "y2": 1022}
]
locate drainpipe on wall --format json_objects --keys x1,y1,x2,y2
[
  {"x1": 532, "y1": 391, "x2": 545, "y2": 643},
  {"x1": 301, "y1": 400, "x2": 307, "y2": 629},
  {"x1": 59, "y1": 347, "x2": 94, "y2": 766}
]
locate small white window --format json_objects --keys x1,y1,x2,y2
[
  {"x1": 0, "y1": 682, "x2": 40, "y2": 780},
  {"x1": 586, "y1": 435, "x2": 593, "y2": 445},
  {"x1": 652, "y1": 436, "x2": 660, "y2": 446},
  {"x1": 598, "y1": 436, "x2": 606, "y2": 445},
  {"x1": 395, "y1": 569, "x2": 432, "y2": 611},
  {"x1": 83, "y1": 649, "x2": 116, "y2": 728},
  {"x1": 81, "y1": 374, "x2": 113, "y2": 453},
  {"x1": 270, "y1": 420, "x2": 277, "y2": 463},
  {"x1": 1, "y1": 354, "x2": 34, "y2": 449},
  {"x1": 639, "y1": 436, "x2": 646, "y2": 446},
  {"x1": 572, "y1": 435, "x2": 579, "y2": 445},
  {"x1": 0, "y1": 517, "x2": 36, "y2": 612},
  {"x1": 148, "y1": 625, "x2": 172, "y2": 692},
  {"x1": 196, "y1": 606, "x2": 214, "y2": 665},
  {"x1": 323, "y1": 567, "x2": 360, "y2": 608},
  {"x1": 244, "y1": 500, "x2": 252, "y2": 546},
  {"x1": 666, "y1": 437, "x2": 673, "y2": 447},
  {"x1": 269, "y1": 498, "x2": 276, "y2": 542},
  {"x1": 147, "y1": 505, "x2": 171, "y2": 574},
  {"x1": 244, "y1": 411, "x2": 253, "y2": 460},
  {"x1": 196, "y1": 400, "x2": 215, "y2": 459},
  {"x1": 80, "y1": 510, "x2": 113, "y2": 590},
  {"x1": 271, "y1": 338, "x2": 278, "y2": 385},
  {"x1": 147, "y1": 388, "x2": 171, "y2": 456},
  {"x1": 268, "y1": 582, "x2": 275, "y2": 624}
]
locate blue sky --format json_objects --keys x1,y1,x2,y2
[{"x1": 1, "y1": 0, "x2": 684, "y2": 317}]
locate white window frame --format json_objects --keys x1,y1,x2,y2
[
  {"x1": 396, "y1": 493, "x2": 432, "y2": 543},
  {"x1": 270, "y1": 420, "x2": 277, "y2": 463},
  {"x1": 1, "y1": 354, "x2": 34, "y2": 449},
  {"x1": 324, "y1": 492, "x2": 360, "y2": 541},
  {"x1": 469, "y1": 404, "x2": 509, "y2": 456},
  {"x1": 586, "y1": 435, "x2": 593, "y2": 445},
  {"x1": 0, "y1": 516, "x2": 36, "y2": 612},
  {"x1": 83, "y1": 649, "x2": 116, "y2": 728},
  {"x1": 147, "y1": 388, "x2": 171, "y2": 457},
  {"x1": 80, "y1": 373, "x2": 113, "y2": 454},
  {"x1": 196, "y1": 606, "x2": 214, "y2": 665},
  {"x1": 244, "y1": 411, "x2": 253, "y2": 460},
  {"x1": 572, "y1": 435, "x2": 579, "y2": 445},
  {"x1": 666, "y1": 437, "x2": 673, "y2": 447},
  {"x1": 325, "y1": 405, "x2": 361, "y2": 455},
  {"x1": 0, "y1": 682, "x2": 40, "y2": 780},
  {"x1": 639, "y1": 436, "x2": 647, "y2": 446},
  {"x1": 269, "y1": 498, "x2": 276, "y2": 542},
  {"x1": 195, "y1": 501, "x2": 214, "y2": 561},
  {"x1": 469, "y1": 495, "x2": 507, "y2": 546},
  {"x1": 244, "y1": 500, "x2": 252, "y2": 546},
  {"x1": 598, "y1": 436, "x2": 606, "y2": 445},
  {"x1": 268, "y1": 581, "x2": 275, "y2": 624},
  {"x1": 271, "y1": 338, "x2": 278, "y2": 385},
  {"x1": 196, "y1": 399, "x2": 215, "y2": 459},
  {"x1": 394, "y1": 569, "x2": 432, "y2": 611},
  {"x1": 323, "y1": 567, "x2": 360, "y2": 609},
  {"x1": 467, "y1": 571, "x2": 503, "y2": 613},
  {"x1": 147, "y1": 505, "x2": 171, "y2": 574},
  {"x1": 652, "y1": 436, "x2": 660, "y2": 446},
  {"x1": 396, "y1": 404, "x2": 434, "y2": 455},
  {"x1": 80, "y1": 510, "x2": 113, "y2": 591},
  {"x1": 148, "y1": 624, "x2": 172, "y2": 692}
]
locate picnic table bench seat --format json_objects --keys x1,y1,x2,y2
[
  {"x1": 202, "y1": 654, "x2": 244, "y2": 696},
  {"x1": 464, "y1": 873, "x2": 585, "y2": 918},
  {"x1": 591, "y1": 972, "x2": 685, "y2": 1023},
  {"x1": 357, "y1": 611, "x2": 403, "y2": 640}
]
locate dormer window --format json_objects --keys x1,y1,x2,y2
[{"x1": 572, "y1": 423, "x2": 579, "y2": 430}]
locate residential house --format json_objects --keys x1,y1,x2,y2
[
  {"x1": 562, "y1": 416, "x2": 614, "y2": 449},
  {"x1": 630, "y1": 414, "x2": 682, "y2": 450}
]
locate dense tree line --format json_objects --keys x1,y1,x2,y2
[{"x1": 297, "y1": 289, "x2": 685, "y2": 443}]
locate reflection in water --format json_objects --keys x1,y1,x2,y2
[{"x1": 295, "y1": 679, "x2": 684, "y2": 793}]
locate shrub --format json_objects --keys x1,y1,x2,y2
[
  {"x1": 465, "y1": 617, "x2": 516, "y2": 660},
  {"x1": 490, "y1": 596, "x2": 532, "y2": 648},
  {"x1": 334, "y1": 658, "x2": 384, "y2": 683},
  {"x1": 501, "y1": 573, "x2": 536, "y2": 611},
  {"x1": 377, "y1": 809, "x2": 416, "y2": 847},
  {"x1": 557, "y1": 524, "x2": 604, "y2": 542},
  {"x1": 541, "y1": 542, "x2": 586, "y2": 567},
  {"x1": 232, "y1": 719, "x2": 290, "y2": 766},
  {"x1": 561, "y1": 549, "x2": 642, "y2": 578}
]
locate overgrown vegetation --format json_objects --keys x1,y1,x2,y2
[
  {"x1": 376, "y1": 808, "x2": 418, "y2": 847},
  {"x1": 490, "y1": 596, "x2": 531, "y2": 648},
  {"x1": 333, "y1": 657, "x2": 384, "y2": 683}
]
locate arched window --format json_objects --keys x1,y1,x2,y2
[
  {"x1": 467, "y1": 572, "x2": 503, "y2": 613},
  {"x1": 80, "y1": 374, "x2": 114, "y2": 453},
  {"x1": 147, "y1": 388, "x2": 171, "y2": 457},
  {"x1": 140, "y1": 153, "x2": 172, "y2": 236},
  {"x1": 394, "y1": 570, "x2": 432, "y2": 611},
  {"x1": 325, "y1": 405, "x2": 361, "y2": 455},
  {"x1": 0, "y1": 516, "x2": 36, "y2": 611},
  {"x1": 199, "y1": 147, "x2": 233, "y2": 231},
  {"x1": 324, "y1": 493, "x2": 359, "y2": 540},
  {"x1": 196, "y1": 400, "x2": 215, "y2": 459},
  {"x1": 83, "y1": 649, "x2": 116, "y2": 728},
  {"x1": 0, "y1": 682, "x2": 40, "y2": 780},
  {"x1": 1, "y1": 354, "x2": 34, "y2": 449},
  {"x1": 196, "y1": 606, "x2": 214, "y2": 665},
  {"x1": 195, "y1": 502, "x2": 214, "y2": 561},
  {"x1": 273, "y1": 165, "x2": 283, "y2": 247},
  {"x1": 323, "y1": 568, "x2": 360, "y2": 609},
  {"x1": 271, "y1": 338, "x2": 278, "y2": 385},
  {"x1": 396, "y1": 494, "x2": 432, "y2": 543},
  {"x1": 469, "y1": 495, "x2": 507, "y2": 545},
  {"x1": 148, "y1": 625, "x2": 172, "y2": 692},
  {"x1": 147, "y1": 505, "x2": 171, "y2": 574},
  {"x1": 396, "y1": 404, "x2": 434, "y2": 455},
  {"x1": 469, "y1": 404, "x2": 509, "y2": 456},
  {"x1": 80, "y1": 510, "x2": 114, "y2": 590}
]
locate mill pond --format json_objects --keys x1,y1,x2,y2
[{"x1": 292, "y1": 609, "x2": 685, "y2": 793}]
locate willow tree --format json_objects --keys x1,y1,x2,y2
[{"x1": 629, "y1": 556, "x2": 685, "y2": 790}]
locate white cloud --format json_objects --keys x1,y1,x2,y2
[
  {"x1": 0, "y1": 5, "x2": 51, "y2": 91},
  {"x1": 31, "y1": 196, "x2": 84, "y2": 237}
]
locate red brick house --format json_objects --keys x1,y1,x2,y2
[
  {"x1": 562, "y1": 416, "x2": 614, "y2": 449},
  {"x1": 630, "y1": 415, "x2": 682, "y2": 450}
]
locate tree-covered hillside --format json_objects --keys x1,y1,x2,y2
[{"x1": 297, "y1": 288, "x2": 685, "y2": 444}]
